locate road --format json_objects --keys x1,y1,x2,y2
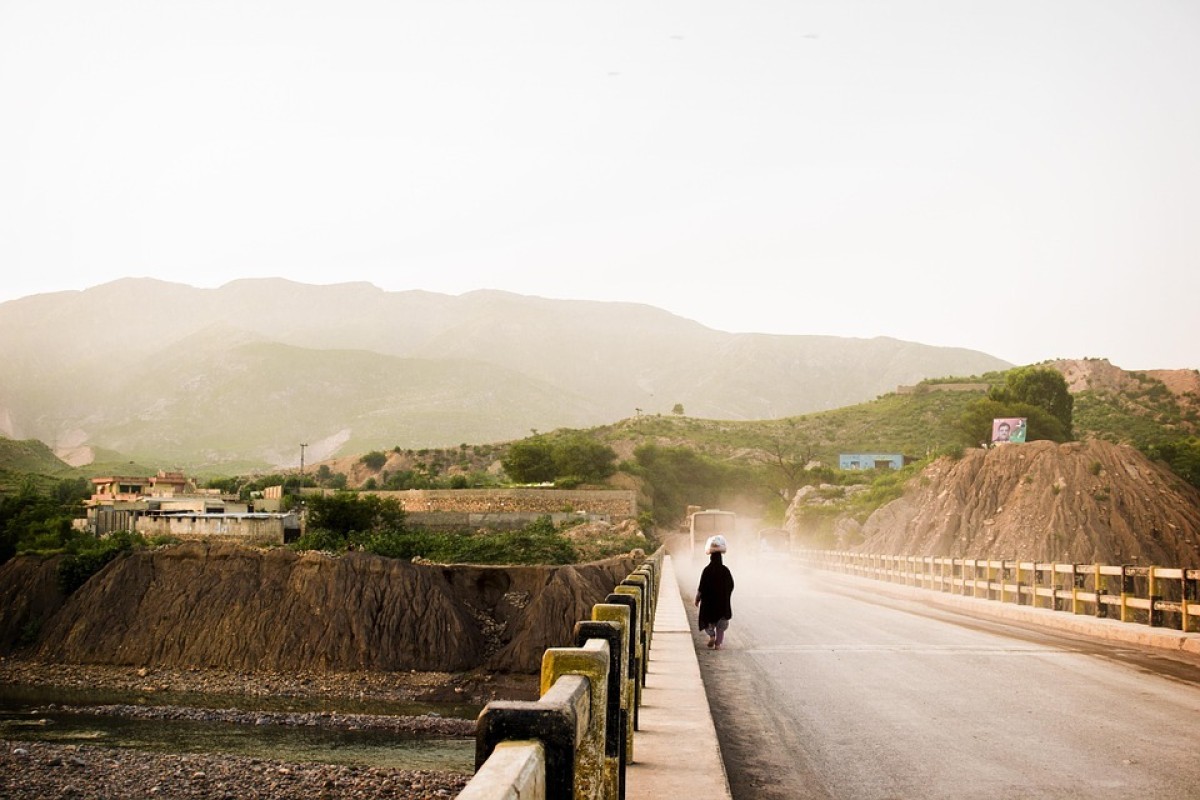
[{"x1": 674, "y1": 552, "x2": 1200, "y2": 800}]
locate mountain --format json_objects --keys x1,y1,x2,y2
[{"x1": 0, "y1": 278, "x2": 1013, "y2": 471}]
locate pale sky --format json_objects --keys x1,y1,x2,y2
[{"x1": 2, "y1": 1, "x2": 1198, "y2": 370}]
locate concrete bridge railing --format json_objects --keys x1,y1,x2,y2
[
  {"x1": 797, "y1": 549, "x2": 1200, "y2": 634},
  {"x1": 459, "y1": 548, "x2": 663, "y2": 800}
]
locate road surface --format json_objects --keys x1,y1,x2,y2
[{"x1": 676, "y1": 552, "x2": 1200, "y2": 800}]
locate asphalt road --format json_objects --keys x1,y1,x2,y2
[{"x1": 676, "y1": 552, "x2": 1200, "y2": 800}]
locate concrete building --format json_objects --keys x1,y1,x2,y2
[
  {"x1": 85, "y1": 469, "x2": 294, "y2": 542},
  {"x1": 838, "y1": 453, "x2": 914, "y2": 471}
]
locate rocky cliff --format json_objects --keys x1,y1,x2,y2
[
  {"x1": 848, "y1": 440, "x2": 1200, "y2": 566},
  {"x1": 0, "y1": 542, "x2": 639, "y2": 673}
]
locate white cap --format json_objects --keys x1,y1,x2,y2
[{"x1": 705, "y1": 535, "x2": 727, "y2": 554}]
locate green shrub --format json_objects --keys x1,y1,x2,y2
[
  {"x1": 56, "y1": 530, "x2": 147, "y2": 595},
  {"x1": 451, "y1": 518, "x2": 578, "y2": 565},
  {"x1": 292, "y1": 527, "x2": 350, "y2": 553},
  {"x1": 360, "y1": 451, "x2": 388, "y2": 470}
]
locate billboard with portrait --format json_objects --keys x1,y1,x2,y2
[{"x1": 991, "y1": 417, "x2": 1027, "y2": 444}]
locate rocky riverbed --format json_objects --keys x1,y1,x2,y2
[
  {"x1": 0, "y1": 658, "x2": 539, "y2": 799},
  {"x1": 1, "y1": 741, "x2": 468, "y2": 799}
]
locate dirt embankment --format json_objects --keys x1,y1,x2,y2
[
  {"x1": 0, "y1": 542, "x2": 639, "y2": 674},
  {"x1": 851, "y1": 439, "x2": 1200, "y2": 566}
]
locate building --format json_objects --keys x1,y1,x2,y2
[
  {"x1": 85, "y1": 469, "x2": 296, "y2": 543},
  {"x1": 838, "y1": 453, "x2": 913, "y2": 471}
]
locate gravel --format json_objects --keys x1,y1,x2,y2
[
  {"x1": 1, "y1": 741, "x2": 469, "y2": 799},
  {"x1": 0, "y1": 658, "x2": 540, "y2": 799}
]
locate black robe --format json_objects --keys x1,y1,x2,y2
[{"x1": 696, "y1": 553, "x2": 734, "y2": 630}]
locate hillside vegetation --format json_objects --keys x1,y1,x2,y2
[
  {"x1": 0, "y1": 438, "x2": 75, "y2": 493},
  {"x1": 3, "y1": 359, "x2": 1198, "y2": 559}
]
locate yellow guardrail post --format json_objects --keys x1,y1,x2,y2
[
  {"x1": 465, "y1": 550, "x2": 662, "y2": 800},
  {"x1": 622, "y1": 573, "x2": 651, "y2": 674},
  {"x1": 474, "y1": 675, "x2": 590, "y2": 800},
  {"x1": 1070, "y1": 564, "x2": 1081, "y2": 615},
  {"x1": 574, "y1": 620, "x2": 625, "y2": 800},
  {"x1": 612, "y1": 584, "x2": 646, "y2": 704},
  {"x1": 1183, "y1": 569, "x2": 1197, "y2": 633},
  {"x1": 638, "y1": 560, "x2": 659, "y2": 674},
  {"x1": 1148, "y1": 566, "x2": 1161, "y2": 627},
  {"x1": 593, "y1": 600, "x2": 635, "y2": 766},
  {"x1": 542, "y1": 640, "x2": 610, "y2": 800}
]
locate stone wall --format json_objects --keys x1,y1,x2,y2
[
  {"x1": 895, "y1": 382, "x2": 990, "y2": 394},
  {"x1": 134, "y1": 514, "x2": 296, "y2": 547},
  {"x1": 315, "y1": 488, "x2": 638, "y2": 519}
]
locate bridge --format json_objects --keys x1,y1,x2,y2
[{"x1": 459, "y1": 549, "x2": 1200, "y2": 799}]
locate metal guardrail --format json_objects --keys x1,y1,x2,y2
[
  {"x1": 459, "y1": 548, "x2": 663, "y2": 800},
  {"x1": 797, "y1": 550, "x2": 1200, "y2": 633}
]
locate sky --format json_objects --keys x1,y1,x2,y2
[{"x1": 2, "y1": 1, "x2": 1198, "y2": 370}]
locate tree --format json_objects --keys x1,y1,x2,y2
[
  {"x1": 304, "y1": 491, "x2": 407, "y2": 538},
  {"x1": 359, "y1": 451, "x2": 388, "y2": 470},
  {"x1": 989, "y1": 367, "x2": 1074, "y2": 439},
  {"x1": 1143, "y1": 438, "x2": 1200, "y2": 489},
  {"x1": 672, "y1": 403, "x2": 685, "y2": 416},
  {"x1": 632, "y1": 443, "x2": 730, "y2": 526},
  {"x1": 502, "y1": 437, "x2": 557, "y2": 483},
  {"x1": 959, "y1": 398, "x2": 1069, "y2": 447},
  {"x1": 502, "y1": 434, "x2": 617, "y2": 485},
  {"x1": 757, "y1": 420, "x2": 819, "y2": 501},
  {"x1": 1, "y1": 478, "x2": 91, "y2": 565},
  {"x1": 551, "y1": 434, "x2": 617, "y2": 484}
]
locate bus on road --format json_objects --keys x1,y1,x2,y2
[{"x1": 688, "y1": 508, "x2": 738, "y2": 555}]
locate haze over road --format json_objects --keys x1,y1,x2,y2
[{"x1": 675, "y1": 553, "x2": 1200, "y2": 800}]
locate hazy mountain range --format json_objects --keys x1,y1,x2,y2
[{"x1": 0, "y1": 278, "x2": 1012, "y2": 472}]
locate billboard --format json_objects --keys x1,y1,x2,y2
[{"x1": 991, "y1": 417, "x2": 1027, "y2": 444}]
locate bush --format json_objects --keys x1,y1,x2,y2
[
  {"x1": 57, "y1": 530, "x2": 147, "y2": 595},
  {"x1": 291, "y1": 527, "x2": 350, "y2": 553},
  {"x1": 451, "y1": 518, "x2": 578, "y2": 565},
  {"x1": 360, "y1": 451, "x2": 388, "y2": 470},
  {"x1": 292, "y1": 514, "x2": 603, "y2": 565}
]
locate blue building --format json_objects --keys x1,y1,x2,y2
[{"x1": 839, "y1": 453, "x2": 910, "y2": 471}]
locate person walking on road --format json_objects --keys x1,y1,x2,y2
[{"x1": 695, "y1": 535, "x2": 735, "y2": 650}]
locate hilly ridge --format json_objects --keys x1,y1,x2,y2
[{"x1": 0, "y1": 278, "x2": 1012, "y2": 471}]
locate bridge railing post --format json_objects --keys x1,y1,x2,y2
[
  {"x1": 595, "y1": 598, "x2": 636, "y2": 766},
  {"x1": 1148, "y1": 566, "x2": 1162, "y2": 628},
  {"x1": 619, "y1": 575, "x2": 651, "y2": 686},
  {"x1": 464, "y1": 549, "x2": 659, "y2": 800},
  {"x1": 475, "y1": 673, "x2": 591, "y2": 800},
  {"x1": 606, "y1": 589, "x2": 643, "y2": 737},
  {"x1": 1184, "y1": 569, "x2": 1199, "y2": 633},
  {"x1": 574, "y1": 620, "x2": 625, "y2": 800},
  {"x1": 542, "y1": 640, "x2": 611, "y2": 800}
]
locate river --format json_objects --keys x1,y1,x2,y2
[{"x1": 0, "y1": 683, "x2": 477, "y2": 772}]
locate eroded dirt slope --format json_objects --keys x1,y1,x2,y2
[
  {"x1": 0, "y1": 542, "x2": 638, "y2": 673},
  {"x1": 855, "y1": 440, "x2": 1200, "y2": 566}
]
